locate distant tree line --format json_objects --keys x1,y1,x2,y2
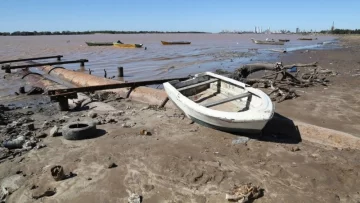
[
  {"x1": 320, "y1": 29, "x2": 360, "y2": 34},
  {"x1": 0, "y1": 30, "x2": 207, "y2": 36}
]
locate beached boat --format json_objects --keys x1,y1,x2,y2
[
  {"x1": 161, "y1": 41, "x2": 191, "y2": 45},
  {"x1": 113, "y1": 42, "x2": 143, "y2": 48},
  {"x1": 251, "y1": 38, "x2": 284, "y2": 45},
  {"x1": 279, "y1": 39, "x2": 290, "y2": 42},
  {"x1": 85, "y1": 42, "x2": 114, "y2": 46},
  {"x1": 163, "y1": 72, "x2": 274, "y2": 133}
]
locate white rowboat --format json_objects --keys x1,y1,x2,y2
[{"x1": 163, "y1": 72, "x2": 275, "y2": 133}]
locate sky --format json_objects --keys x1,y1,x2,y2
[{"x1": 0, "y1": 0, "x2": 359, "y2": 33}]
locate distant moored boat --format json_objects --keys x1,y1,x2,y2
[
  {"x1": 278, "y1": 39, "x2": 290, "y2": 42},
  {"x1": 113, "y1": 42, "x2": 143, "y2": 48},
  {"x1": 86, "y1": 40, "x2": 124, "y2": 46},
  {"x1": 85, "y1": 42, "x2": 114, "y2": 46},
  {"x1": 161, "y1": 41, "x2": 191, "y2": 45},
  {"x1": 251, "y1": 38, "x2": 284, "y2": 45},
  {"x1": 298, "y1": 38, "x2": 317, "y2": 40}
]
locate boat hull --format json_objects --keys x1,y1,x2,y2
[
  {"x1": 164, "y1": 72, "x2": 274, "y2": 133},
  {"x1": 85, "y1": 42, "x2": 113, "y2": 46},
  {"x1": 161, "y1": 41, "x2": 191, "y2": 45},
  {"x1": 298, "y1": 38, "x2": 315, "y2": 40},
  {"x1": 251, "y1": 39, "x2": 284, "y2": 45},
  {"x1": 189, "y1": 116, "x2": 266, "y2": 134},
  {"x1": 113, "y1": 43, "x2": 143, "y2": 48}
]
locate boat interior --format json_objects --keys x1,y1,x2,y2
[{"x1": 170, "y1": 74, "x2": 263, "y2": 112}]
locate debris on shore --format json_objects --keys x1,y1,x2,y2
[
  {"x1": 51, "y1": 165, "x2": 66, "y2": 181},
  {"x1": 225, "y1": 183, "x2": 263, "y2": 203},
  {"x1": 216, "y1": 61, "x2": 338, "y2": 102}
]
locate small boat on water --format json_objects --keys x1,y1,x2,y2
[
  {"x1": 113, "y1": 42, "x2": 143, "y2": 48},
  {"x1": 279, "y1": 39, "x2": 290, "y2": 42},
  {"x1": 298, "y1": 38, "x2": 317, "y2": 40},
  {"x1": 85, "y1": 42, "x2": 114, "y2": 46},
  {"x1": 163, "y1": 72, "x2": 274, "y2": 133},
  {"x1": 251, "y1": 38, "x2": 284, "y2": 45},
  {"x1": 161, "y1": 41, "x2": 191, "y2": 45},
  {"x1": 86, "y1": 40, "x2": 124, "y2": 46}
]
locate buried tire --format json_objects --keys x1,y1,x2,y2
[{"x1": 62, "y1": 121, "x2": 97, "y2": 140}]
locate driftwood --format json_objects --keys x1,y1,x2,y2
[{"x1": 216, "y1": 61, "x2": 336, "y2": 103}]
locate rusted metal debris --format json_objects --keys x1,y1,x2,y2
[
  {"x1": 48, "y1": 77, "x2": 189, "y2": 111},
  {"x1": 0, "y1": 55, "x2": 63, "y2": 64},
  {"x1": 1, "y1": 59, "x2": 88, "y2": 70},
  {"x1": 48, "y1": 77, "x2": 190, "y2": 99}
]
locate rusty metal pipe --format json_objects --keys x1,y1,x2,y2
[
  {"x1": 21, "y1": 70, "x2": 118, "y2": 111},
  {"x1": 21, "y1": 70, "x2": 67, "y2": 90},
  {"x1": 37, "y1": 66, "x2": 174, "y2": 108}
]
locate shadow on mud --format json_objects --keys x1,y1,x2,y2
[
  {"x1": 230, "y1": 113, "x2": 302, "y2": 144},
  {"x1": 87, "y1": 129, "x2": 107, "y2": 139}
]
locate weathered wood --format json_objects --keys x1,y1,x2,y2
[
  {"x1": 0, "y1": 55, "x2": 63, "y2": 64},
  {"x1": 1, "y1": 59, "x2": 88, "y2": 70},
  {"x1": 214, "y1": 61, "x2": 332, "y2": 103},
  {"x1": 268, "y1": 49, "x2": 287, "y2": 53},
  {"x1": 204, "y1": 92, "x2": 251, "y2": 108},
  {"x1": 177, "y1": 78, "x2": 218, "y2": 91},
  {"x1": 48, "y1": 77, "x2": 190, "y2": 100},
  {"x1": 283, "y1": 62, "x2": 318, "y2": 68},
  {"x1": 243, "y1": 78, "x2": 272, "y2": 85},
  {"x1": 159, "y1": 97, "x2": 169, "y2": 108}
]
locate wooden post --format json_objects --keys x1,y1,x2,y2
[
  {"x1": 58, "y1": 97, "x2": 69, "y2": 111},
  {"x1": 80, "y1": 61, "x2": 85, "y2": 67},
  {"x1": 118, "y1": 67, "x2": 124, "y2": 77},
  {"x1": 159, "y1": 97, "x2": 169, "y2": 108},
  {"x1": 57, "y1": 56, "x2": 61, "y2": 61},
  {"x1": 19, "y1": 87, "x2": 25, "y2": 94}
]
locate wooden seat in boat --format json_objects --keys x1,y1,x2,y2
[{"x1": 203, "y1": 92, "x2": 251, "y2": 108}]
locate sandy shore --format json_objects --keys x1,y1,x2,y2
[
  {"x1": 276, "y1": 36, "x2": 360, "y2": 137},
  {"x1": 0, "y1": 36, "x2": 359, "y2": 203}
]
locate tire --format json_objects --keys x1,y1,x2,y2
[{"x1": 62, "y1": 121, "x2": 97, "y2": 140}]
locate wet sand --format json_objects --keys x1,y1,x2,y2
[{"x1": 0, "y1": 35, "x2": 359, "y2": 202}]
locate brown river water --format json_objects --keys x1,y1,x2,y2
[{"x1": 0, "y1": 34, "x2": 335, "y2": 97}]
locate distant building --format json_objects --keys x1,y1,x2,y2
[
  {"x1": 296, "y1": 27, "x2": 300, "y2": 33},
  {"x1": 331, "y1": 22, "x2": 335, "y2": 31}
]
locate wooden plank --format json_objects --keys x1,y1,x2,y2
[
  {"x1": 177, "y1": 79, "x2": 218, "y2": 91},
  {"x1": 47, "y1": 77, "x2": 190, "y2": 96},
  {"x1": 203, "y1": 92, "x2": 251, "y2": 108},
  {"x1": 0, "y1": 55, "x2": 63, "y2": 64},
  {"x1": 1, "y1": 59, "x2": 88, "y2": 70}
]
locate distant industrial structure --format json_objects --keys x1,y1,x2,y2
[
  {"x1": 220, "y1": 25, "x2": 318, "y2": 34},
  {"x1": 331, "y1": 22, "x2": 335, "y2": 31}
]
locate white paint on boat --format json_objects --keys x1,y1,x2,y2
[{"x1": 163, "y1": 72, "x2": 275, "y2": 132}]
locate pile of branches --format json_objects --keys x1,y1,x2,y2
[{"x1": 216, "y1": 62, "x2": 337, "y2": 103}]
